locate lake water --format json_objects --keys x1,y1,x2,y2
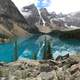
[{"x1": 0, "y1": 34, "x2": 80, "y2": 62}]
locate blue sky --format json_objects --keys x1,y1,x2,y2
[
  {"x1": 12, "y1": 0, "x2": 80, "y2": 14},
  {"x1": 35, "y1": 0, "x2": 51, "y2": 9}
]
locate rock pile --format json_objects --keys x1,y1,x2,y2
[{"x1": 0, "y1": 54, "x2": 80, "y2": 80}]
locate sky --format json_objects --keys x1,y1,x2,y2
[{"x1": 12, "y1": 0, "x2": 80, "y2": 14}]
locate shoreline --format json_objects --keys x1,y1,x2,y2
[{"x1": 0, "y1": 54, "x2": 80, "y2": 80}]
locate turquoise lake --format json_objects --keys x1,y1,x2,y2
[{"x1": 0, "y1": 34, "x2": 80, "y2": 62}]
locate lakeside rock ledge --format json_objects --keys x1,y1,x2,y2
[{"x1": 0, "y1": 54, "x2": 80, "y2": 80}]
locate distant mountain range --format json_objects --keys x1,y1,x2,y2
[
  {"x1": 0, "y1": 0, "x2": 80, "y2": 37},
  {"x1": 22, "y1": 4, "x2": 80, "y2": 33},
  {"x1": 64, "y1": 12, "x2": 80, "y2": 27}
]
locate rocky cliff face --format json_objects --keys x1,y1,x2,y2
[
  {"x1": 64, "y1": 12, "x2": 80, "y2": 27},
  {"x1": 22, "y1": 4, "x2": 40, "y2": 33},
  {"x1": 40, "y1": 8, "x2": 50, "y2": 23},
  {"x1": 0, "y1": 0, "x2": 32, "y2": 36},
  {"x1": 0, "y1": 0, "x2": 27, "y2": 22},
  {"x1": 0, "y1": 0, "x2": 80, "y2": 35},
  {"x1": 22, "y1": 4, "x2": 80, "y2": 34},
  {"x1": 22, "y1": 4, "x2": 66, "y2": 33},
  {"x1": 22, "y1": 4, "x2": 40, "y2": 26}
]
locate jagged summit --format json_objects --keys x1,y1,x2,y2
[
  {"x1": 40, "y1": 8, "x2": 50, "y2": 23},
  {"x1": 22, "y1": 4, "x2": 80, "y2": 33},
  {"x1": 22, "y1": 4, "x2": 66, "y2": 33},
  {"x1": 22, "y1": 4, "x2": 40, "y2": 25},
  {"x1": 0, "y1": 0, "x2": 80, "y2": 35}
]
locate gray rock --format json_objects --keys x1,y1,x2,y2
[
  {"x1": 71, "y1": 71, "x2": 80, "y2": 80},
  {"x1": 64, "y1": 70, "x2": 71, "y2": 80},
  {"x1": 22, "y1": 4, "x2": 40, "y2": 26},
  {"x1": 37, "y1": 71, "x2": 54, "y2": 80},
  {"x1": 56, "y1": 68, "x2": 65, "y2": 80},
  {"x1": 0, "y1": 55, "x2": 80, "y2": 80},
  {"x1": 14, "y1": 70, "x2": 27, "y2": 79},
  {"x1": 0, "y1": 68, "x2": 9, "y2": 77},
  {"x1": 56, "y1": 55, "x2": 63, "y2": 61},
  {"x1": 70, "y1": 64, "x2": 79, "y2": 74}
]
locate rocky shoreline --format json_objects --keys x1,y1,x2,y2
[{"x1": 0, "y1": 54, "x2": 80, "y2": 80}]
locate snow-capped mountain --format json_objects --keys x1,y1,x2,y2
[
  {"x1": 0, "y1": 0, "x2": 80, "y2": 36},
  {"x1": 64, "y1": 12, "x2": 80, "y2": 27},
  {"x1": 22, "y1": 4, "x2": 66, "y2": 33}
]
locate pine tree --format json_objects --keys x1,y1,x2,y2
[
  {"x1": 14, "y1": 38, "x2": 18, "y2": 61},
  {"x1": 32, "y1": 53, "x2": 37, "y2": 60},
  {"x1": 47, "y1": 41, "x2": 53, "y2": 59},
  {"x1": 43, "y1": 37, "x2": 53, "y2": 60},
  {"x1": 9, "y1": 35, "x2": 18, "y2": 61}
]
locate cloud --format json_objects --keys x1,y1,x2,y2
[
  {"x1": 12, "y1": 0, "x2": 80, "y2": 14},
  {"x1": 12, "y1": 0, "x2": 35, "y2": 11},
  {"x1": 35, "y1": 0, "x2": 80, "y2": 14},
  {"x1": 46, "y1": 0, "x2": 80, "y2": 14}
]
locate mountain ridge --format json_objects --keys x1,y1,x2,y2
[{"x1": 0, "y1": 0, "x2": 32, "y2": 37}]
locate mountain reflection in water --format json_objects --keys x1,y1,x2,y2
[
  {"x1": 0, "y1": 34, "x2": 80, "y2": 62},
  {"x1": 18, "y1": 34, "x2": 80, "y2": 61}
]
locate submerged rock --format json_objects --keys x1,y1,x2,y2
[{"x1": 56, "y1": 54, "x2": 69, "y2": 61}]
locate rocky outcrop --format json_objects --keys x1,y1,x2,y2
[
  {"x1": 40, "y1": 8, "x2": 50, "y2": 23},
  {"x1": 64, "y1": 11, "x2": 80, "y2": 27},
  {"x1": 22, "y1": 4, "x2": 40, "y2": 26},
  {"x1": 22, "y1": 4, "x2": 40, "y2": 33},
  {"x1": 0, "y1": 0, "x2": 80, "y2": 35},
  {"x1": 0, "y1": 0, "x2": 32, "y2": 36},
  {"x1": 0, "y1": 0, "x2": 26, "y2": 22},
  {"x1": 22, "y1": 4, "x2": 66, "y2": 33},
  {"x1": 0, "y1": 54, "x2": 80, "y2": 80},
  {"x1": 22, "y1": 4, "x2": 80, "y2": 34}
]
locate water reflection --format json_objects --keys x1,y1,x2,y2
[
  {"x1": 18, "y1": 34, "x2": 80, "y2": 60},
  {"x1": 18, "y1": 35, "x2": 53, "y2": 60},
  {"x1": 0, "y1": 34, "x2": 80, "y2": 62}
]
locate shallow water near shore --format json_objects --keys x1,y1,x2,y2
[{"x1": 0, "y1": 34, "x2": 80, "y2": 62}]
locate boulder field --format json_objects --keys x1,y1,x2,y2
[{"x1": 0, "y1": 54, "x2": 80, "y2": 80}]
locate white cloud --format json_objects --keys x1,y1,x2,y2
[
  {"x1": 12, "y1": 0, "x2": 35, "y2": 11},
  {"x1": 46, "y1": 0, "x2": 80, "y2": 14},
  {"x1": 42, "y1": 0, "x2": 49, "y2": 4},
  {"x1": 12, "y1": 0, "x2": 80, "y2": 14}
]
